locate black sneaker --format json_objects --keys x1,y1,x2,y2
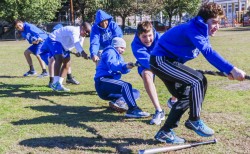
[
  {"x1": 23, "y1": 70, "x2": 37, "y2": 77},
  {"x1": 66, "y1": 77, "x2": 80, "y2": 85}
]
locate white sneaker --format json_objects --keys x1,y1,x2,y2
[
  {"x1": 109, "y1": 97, "x2": 128, "y2": 113},
  {"x1": 150, "y1": 110, "x2": 165, "y2": 125}
]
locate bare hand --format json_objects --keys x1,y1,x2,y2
[
  {"x1": 92, "y1": 55, "x2": 100, "y2": 62},
  {"x1": 32, "y1": 38, "x2": 43, "y2": 44},
  {"x1": 230, "y1": 67, "x2": 246, "y2": 81},
  {"x1": 81, "y1": 51, "x2": 88, "y2": 59},
  {"x1": 126, "y1": 62, "x2": 134, "y2": 69},
  {"x1": 75, "y1": 52, "x2": 81, "y2": 57}
]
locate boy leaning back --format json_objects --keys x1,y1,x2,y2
[
  {"x1": 94, "y1": 37, "x2": 150, "y2": 118},
  {"x1": 131, "y1": 21, "x2": 166, "y2": 125},
  {"x1": 150, "y1": 2, "x2": 246, "y2": 144},
  {"x1": 14, "y1": 20, "x2": 48, "y2": 77}
]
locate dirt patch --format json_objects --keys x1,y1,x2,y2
[{"x1": 222, "y1": 81, "x2": 250, "y2": 91}]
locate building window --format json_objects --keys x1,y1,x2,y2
[{"x1": 228, "y1": 4, "x2": 232, "y2": 13}]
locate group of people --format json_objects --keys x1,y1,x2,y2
[{"x1": 15, "y1": 2, "x2": 246, "y2": 144}]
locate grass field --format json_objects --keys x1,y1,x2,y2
[{"x1": 0, "y1": 27, "x2": 250, "y2": 154}]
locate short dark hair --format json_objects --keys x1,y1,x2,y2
[
  {"x1": 197, "y1": 2, "x2": 224, "y2": 22},
  {"x1": 81, "y1": 22, "x2": 91, "y2": 34},
  {"x1": 137, "y1": 21, "x2": 153, "y2": 35},
  {"x1": 13, "y1": 19, "x2": 23, "y2": 26}
]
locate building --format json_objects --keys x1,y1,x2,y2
[{"x1": 208, "y1": 0, "x2": 250, "y2": 26}]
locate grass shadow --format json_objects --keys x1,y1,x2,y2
[
  {"x1": 19, "y1": 136, "x2": 156, "y2": 153},
  {"x1": 0, "y1": 82, "x2": 97, "y2": 103},
  {"x1": 12, "y1": 104, "x2": 156, "y2": 153},
  {"x1": 0, "y1": 75, "x2": 25, "y2": 78}
]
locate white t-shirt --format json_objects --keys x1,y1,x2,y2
[{"x1": 49, "y1": 26, "x2": 85, "y2": 53}]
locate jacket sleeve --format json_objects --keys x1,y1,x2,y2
[
  {"x1": 131, "y1": 41, "x2": 150, "y2": 69},
  {"x1": 105, "y1": 51, "x2": 130, "y2": 74},
  {"x1": 187, "y1": 30, "x2": 234, "y2": 74},
  {"x1": 111, "y1": 22, "x2": 123, "y2": 38},
  {"x1": 29, "y1": 25, "x2": 42, "y2": 40},
  {"x1": 89, "y1": 26, "x2": 100, "y2": 58}
]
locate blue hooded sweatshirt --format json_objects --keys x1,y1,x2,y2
[
  {"x1": 20, "y1": 22, "x2": 48, "y2": 44},
  {"x1": 94, "y1": 46, "x2": 130, "y2": 81},
  {"x1": 90, "y1": 9, "x2": 123, "y2": 58},
  {"x1": 131, "y1": 28, "x2": 160, "y2": 70},
  {"x1": 151, "y1": 16, "x2": 234, "y2": 74}
]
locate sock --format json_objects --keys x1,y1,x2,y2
[
  {"x1": 30, "y1": 65, "x2": 35, "y2": 71},
  {"x1": 42, "y1": 69, "x2": 47, "y2": 73},
  {"x1": 171, "y1": 99, "x2": 178, "y2": 103},
  {"x1": 49, "y1": 77, "x2": 54, "y2": 83},
  {"x1": 59, "y1": 77, "x2": 64, "y2": 84},
  {"x1": 53, "y1": 76, "x2": 59, "y2": 84},
  {"x1": 67, "y1": 73, "x2": 72, "y2": 79},
  {"x1": 156, "y1": 109, "x2": 162, "y2": 112}
]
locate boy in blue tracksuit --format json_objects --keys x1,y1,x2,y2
[
  {"x1": 94, "y1": 37, "x2": 150, "y2": 118},
  {"x1": 131, "y1": 21, "x2": 166, "y2": 125},
  {"x1": 151, "y1": 2, "x2": 246, "y2": 143},
  {"x1": 15, "y1": 19, "x2": 48, "y2": 77},
  {"x1": 90, "y1": 9, "x2": 123, "y2": 64}
]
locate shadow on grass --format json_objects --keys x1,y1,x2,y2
[
  {"x1": 0, "y1": 82, "x2": 97, "y2": 104},
  {"x1": 0, "y1": 75, "x2": 25, "y2": 78},
  {"x1": 12, "y1": 105, "x2": 154, "y2": 153},
  {"x1": 19, "y1": 136, "x2": 155, "y2": 153}
]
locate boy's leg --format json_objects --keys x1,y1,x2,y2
[
  {"x1": 24, "y1": 49, "x2": 33, "y2": 67},
  {"x1": 97, "y1": 77, "x2": 150, "y2": 118},
  {"x1": 141, "y1": 69, "x2": 165, "y2": 125},
  {"x1": 23, "y1": 49, "x2": 36, "y2": 76},
  {"x1": 48, "y1": 57, "x2": 55, "y2": 86},
  {"x1": 36, "y1": 55, "x2": 48, "y2": 78},
  {"x1": 66, "y1": 62, "x2": 80, "y2": 85},
  {"x1": 150, "y1": 56, "x2": 213, "y2": 139}
]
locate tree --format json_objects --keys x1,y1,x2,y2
[
  {"x1": 162, "y1": 0, "x2": 200, "y2": 28},
  {"x1": 74, "y1": 0, "x2": 102, "y2": 23},
  {"x1": 0, "y1": 0, "x2": 64, "y2": 24},
  {"x1": 99, "y1": 0, "x2": 138, "y2": 31}
]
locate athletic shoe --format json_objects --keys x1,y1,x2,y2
[
  {"x1": 51, "y1": 82, "x2": 70, "y2": 92},
  {"x1": 125, "y1": 107, "x2": 150, "y2": 118},
  {"x1": 37, "y1": 72, "x2": 49, "y2": 78},
  {"x1": 166, "y1": 98, "x2": 176, "y2": 108},
  {"x1": 48, "y1": 82, "x2": 53, "y2": 88},
  {"x1": 109, "y1": 98, "x2": 128, "y2": 113},
  {"x1": 150, "y1": 110, "x2": 165, "y2": 125},
  {"x1": 185, "y1": 119, "x2": 214, "y2": 137},
  {"x1": 154, "y1": 130, "x2": 185, "y2": 144},
  {"x1": 23, "y1": 70, "x2": 37, "y2": 77},
  {"x1": 66, "y1": 77, "x2": 80, "y2": 85}
]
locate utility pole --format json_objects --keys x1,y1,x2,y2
[{"x1": 70, "y1": 0, "x2": 74, "y2": 25}]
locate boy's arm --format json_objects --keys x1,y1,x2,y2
[
  {"x1": 89, "y1": 27, "x2": 101, "y2": 58},
  {"x1": 131, "y1": 43, "x2": 150, "y2": 69},
  {"x1": 111, "y1": 22, "x2": 123, "y2": 38},
  {"x1": 187, "y1": 31, "x2": 234, "y2": 74},
  {"x1": 105, "y1": 51, "x2": 130, "y2": 74}
]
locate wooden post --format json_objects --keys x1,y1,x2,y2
[{"x1": 70, "y1": 0, "x2": 74, "y2": 25}]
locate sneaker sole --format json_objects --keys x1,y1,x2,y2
[
  {"x1": 185, "y1": 124, "x2": 214, "y2": 137},
  {"x1": 23, "y1": 73, "x2": 37, "y2": 77},
  {"x1": 125, "y1": 113, "x2": 150, "y2": 118},
  {"x1": 150, "y1": 116, "x2": 165, "y2": 125},
  {"x1": 109, "y1": 102, "x2": 127, "y2": 113},
  {"x1": 66, "y1": 81, "x2": 80, "y2": 85},
  {"x1": 155, "y1": 137, "x2": 185, "y2": 144}
]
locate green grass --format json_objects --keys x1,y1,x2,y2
[{"x1": 0, "y1": 27, "x2": 250, "y2": 153}]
